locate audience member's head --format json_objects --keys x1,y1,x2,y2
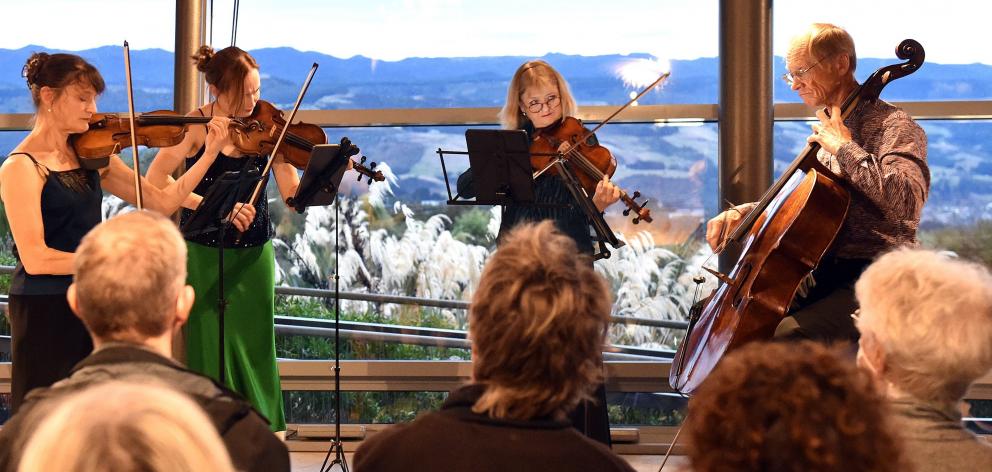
[
  {"x1": 855, "y1": 248, "x2": 992, "y2": 405},
  {"x1": 68, "y1": 210, "x2": 193, "y2": 348},
  {"x1": 18, "y1": 381, "x2": 234, "y2": 472},
  {"x1": 685, "y1": 341, "x2": 902, "y2": 472},
  {"x1": 469, "y1": 221, "x2": 611, "y2": 421}
]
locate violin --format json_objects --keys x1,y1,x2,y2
[
  {"x1": 70, "y1": 99, "x2": 384, "y2": 183},
  {"x1": 530, "y1": 116, "x2": 652, "y2": 224}
]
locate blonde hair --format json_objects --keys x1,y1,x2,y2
[
  {"x1": 18, "y1": 381, "x2": 234, "y2": 472},
  {"x1": 788, "y1": 23, "x2": 858, "y2": 74},
  {"x1": 469, "y1": 221, "x2": 611, "y2": 421},
  {"x1": 855, "y1": 248, "x2": 992, "y2": 403},
  {"x1": 73, "y1": 211, "x2": 187, "y2": 343},
  {"x1": 498, "y1": 60, "x2": 578, "y2": 130}
]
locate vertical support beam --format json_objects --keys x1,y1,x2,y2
[
  {"x1": 172, "y1": 0, "x2": 206, "y2": 364},
  {"x1": 718, "y1": 0, "x2": 773, "y2": 271},
  {"x1": 175, "y1": 0, "x2": 206, "y2": 114}
]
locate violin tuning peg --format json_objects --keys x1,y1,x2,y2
[
  {"x1": 632, "y1": 191, "x2": 641, "y2": 199},
  {"x1": 360, "y1": 156, "x2": 367, "y2": 164},
  {"x1": 623, "y1": 208, "x2": 631, "y2": 216},
  {"x1": 370, "y1": 161, "x2": 377, "y2": 170},
  {"x1": 633, "y1": 217, "x2": 641, "y2": 224},
  {"x1": 356, "y1": 174, "x2": 362, "y2": 182},
  {"x1": 366, "y1": 177, "x2": 374, "y2": 184}
]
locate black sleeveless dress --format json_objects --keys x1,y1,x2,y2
[{"x1": 6, "y1": 152, "x2": 101, "y2": 413}]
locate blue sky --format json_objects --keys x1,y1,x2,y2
[{"x1": 1, "y1": 0, "x2": 987, "y2": 64}]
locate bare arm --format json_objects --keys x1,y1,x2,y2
[
  {"x1": 0, "y1": 156, "x2": 74, "y2": 275},
  {"x1": 271, "y1": 153, "x2": 301, "y2": 206},
  {"x1": 145, "y1": 122, "x2": 203, "y2": 209},
  {"x1": 100, "y1": 151, "x2": 217, "y2": 215}
]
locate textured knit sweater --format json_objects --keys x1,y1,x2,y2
[{"x1": 816, "y1": 98, "x2": 929, "y2": 260}]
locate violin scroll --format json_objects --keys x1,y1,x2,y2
[
  {"x1": 354, "y1": 155, "x2": 384, "y2": 184},
  {"x1": 621, "y1": 190, "x2": 653, "y2": 224}
]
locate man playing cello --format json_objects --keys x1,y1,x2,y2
[{"x1": 706, "y1": 23, "x2": 929, "y2": 343}]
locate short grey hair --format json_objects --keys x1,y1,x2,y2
[
  {"x1": 855, "y1": 248, "x2": 992, "y2": 403},
  {"x1": 73, "y1": 211, "x2": 187, "y2": 342}
]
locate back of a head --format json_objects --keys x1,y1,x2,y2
[
  {"x1": 469, "y1": 221, "x2": 611, "y2": 421},
  {"x1": 686, "y1": 341, "x2": 902, "y2": 472},
  {"x1": 855, "y1": 248, "x2": 992, "y2": 403},
  {"x1": 18, "y1": 381, "x2": 234, "y2": 472},
  {"x1": 73, "y1": 211, "x2": 187, "y2": 343}
]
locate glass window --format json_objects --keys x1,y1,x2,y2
[
  {"x1": 773, "y1": 2, "x2": 992, "y2": 102},
  {"x1": 0, "y1": 1, "x2": 176, "y2": 113},
  {"x1": 269, "y1": 123, "x2": 717, "y2": 359},
  {"x1": 214, "y1": 0, "x2": 719, "y2": 108}
]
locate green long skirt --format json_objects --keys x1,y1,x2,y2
[{"x1": 185, "y1": 240, "x2": 286, "y2": 432}]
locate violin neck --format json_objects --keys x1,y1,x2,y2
[{"x1": 137, "y1": 115, "x2": 213, "y2": 126}]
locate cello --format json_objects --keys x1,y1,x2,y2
[{"x1": 669, "y1": 39, "x2": 925, "y2": 394}]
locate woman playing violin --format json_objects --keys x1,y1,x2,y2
[
  {"x1": 458, "y1": 60, "x2": 622, "y2": 254},
  {"x1": 457, "y1": 60, "x2": 621, "y2": 446},
  {"x1": 706, "y1": 23, "x2": 929, "y2": 343},
  {"x1": 0, "y1": 52, "x2": 225, "y2": 412},
  {"x1": 145, "y1": 45, "x2": 297, "y2": 434}
]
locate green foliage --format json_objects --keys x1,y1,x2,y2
[
  {"x1": 608, "y1": 400, "x2": 686, "y2": 427},
  {"x1": 450, "y1": 208, "x2": 492, "y2": 245},
  {"x1": 274, "y1": 295, "x2": 470, "y2": 361},
  {"x1": 284, "y1": 391, "x2": 447, "y2": 424},
  {"x1": 920, "y1": 221, "x2": 992, "y2": 267}
]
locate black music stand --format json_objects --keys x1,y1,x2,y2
[
  {"x1": 466, "y1": 129, "x2": 535, "y2": 204},
  {"x1": 181, "y1": 160, "x2": 264, "y2": 385},
  {"x1": 436, "y1": 129, "x2": 622, "y2": 259},
  {"x1": 300, "y1": 140, "x2": 359, "y2": 472},
  {"x1": 286, "y1": 143, "x2": 348, "y2": 213}
]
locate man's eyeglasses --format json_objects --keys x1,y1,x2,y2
[
  {"x1": 782, "y1": 57, "x2": 825, "y2": 86},
  {"x1": 526, "y1": 94, "x2": 561, "y2": 114}
]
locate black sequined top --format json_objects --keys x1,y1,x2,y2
[{"x1": 179, "y1": 146, "x2": 273, "y2": 248}]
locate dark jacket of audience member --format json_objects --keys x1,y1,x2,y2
[
  {"x1": 0, "y1": 344, "x2": 290, "y2": 472},
  {"x1": 354, "y1": 384, "x2": 635, "y2": 472}
]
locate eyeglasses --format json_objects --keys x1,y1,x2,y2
[
  {"x1": 525, "y1": 94, "x2": 561, "y2": 114},
  {"x1": 782, "y1": 57, "x2": 824, "y2": 86}
]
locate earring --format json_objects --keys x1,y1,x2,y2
[
  {"x1": 46, "y1": 108, "x2": 52, "y2": 113},
  {"x1": 521, "y1": 111, "x2": 527, "y2": 116}
]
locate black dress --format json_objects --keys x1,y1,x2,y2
[
  {"x1": 6, "y1": 152, "x2": 101, "y2": 413},
  {"x1": 455, "y1": 123, "x2": 613, "y2": 446}
]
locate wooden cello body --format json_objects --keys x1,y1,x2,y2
[{"x1": 669, "y1": 39, "x2": 925, "y2": 394}]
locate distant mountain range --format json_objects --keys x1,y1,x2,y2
[
  {"x1": 1, "y1": 45, "x2": 990, "y2": 112},
  {"x1": 0, "y1": 46, "x2": 989, "y2": 229}
]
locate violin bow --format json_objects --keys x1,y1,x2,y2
[
  {"x1": 574, "y1": 71, "x2": 670, "y2": 147},
  {"x1": 123, "y1": 41, "x2": 144, "y2": 210},
  {"x1": 233, "y1": 63, "x2": 319, "y2": 239}
]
